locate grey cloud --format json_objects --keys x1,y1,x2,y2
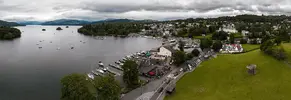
[{"x1": 2, "y1": 0, "x2": 291, "y2": 21}]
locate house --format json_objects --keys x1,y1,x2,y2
[
  {"x1": 157, "y1": 46, "x2": 176, "y2": 57},
  {"x1": 220, "y1": 44, "x2": 243, "y2": 53}
]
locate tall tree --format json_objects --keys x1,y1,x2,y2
[
  {"x1": 94, "y1": 75, "x2": 122, "y2": 100},
  {"x1": 173, "y1": 50, "x2": 187, "y2": 66},
  {"x1": 122, "y1": 60, "x2": 140, "y2": 89},
  {"x1": 200, "y1": 38, "x2": 213, "y2": 50},
  {"x1": 61, "y1": 74, "x2": 95, "y2": 100},
  {"x1": 212, "y1": 40, "x2": 223, "y2": 52},
  {"x1": 178, "y1": 40, "x2": 185, "y2": 51},
  {"x1": 191, "y1": 49, "x2": 200, "y2": 57},
  {"x1": 229, "y1": 34, "x2": 235, "y2": 44}
]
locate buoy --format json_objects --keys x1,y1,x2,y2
[
  {"x1": 50, "y1": 41, "x2": 52, "y2": 43},
  {"x1": 57, "y1": 47, "x2": 60, "y2": 50}
]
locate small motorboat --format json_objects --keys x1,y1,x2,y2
[
  {"x1": 57, "y1": 47, "x2": 61, "y2": 50},
  {"x1": 115, "y1": 61, "x2": 121, "y2": 64},
  {"x1": 71, "y1": 47, "x2": 74, "y2": 49},
  {"x1": 39, "y1": 47, "x2": 42, "y2": 49},
  {"x1": 119, "y1": 63, "x2": 124, "y2": 66},
  {"x1": 87, "y1": 73, "x2": 94, "y2": 79},
  {"x1": 96, "y1": 69, "x2": 104, "y2": 74},
  {"x1": 98, "y1": 61, "x2": 104, "y2": 67},
  {"x1": 92, "y1": 71, "x2": 100, "y2": 76}
]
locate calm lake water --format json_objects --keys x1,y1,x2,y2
[{"x1": 0, "y1": 25, "x2": 162, "y2": 100}]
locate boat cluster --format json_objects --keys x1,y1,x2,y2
[
  {"x1": 36, "y1": 40, "x2": 86, "y2": 50},
  {"x1": 87, "y1": 61, "x2": 121, "y2": 79},
  {"x1": 87, "y1": 51, "x2": 148, "y2": 79}
]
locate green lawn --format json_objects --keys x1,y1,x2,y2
[
  {"x1": 233, "y1": 33, "x2": 243, "y2": 38},
  {"x1": 242, "y1": 44, "x2": 260, "y2": 52},
  {"x1": 165, "y1": 50, "x2": 291, "y2": 100},
  {"x1": 194, "y1": 34, "x2": 212, "y2": 39},
  {"x1": 281, "y1": 43, "x2": 291, "y2": 62}
]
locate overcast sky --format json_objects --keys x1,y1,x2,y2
[{"x1": 1, "y1": 0, "x2": 291, "y2": 22}]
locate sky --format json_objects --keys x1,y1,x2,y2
[{"x1": 1, "y1": 0, "x2": 291, "y2": 22}]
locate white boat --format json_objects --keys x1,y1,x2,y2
[
  {"x1": 87, "y1": 73, "x2": 94, "y2": 79},
  {"x1": 92, "y1": 71, "x2": 100, "y2": 76},
  {"x1": 102, "y1": 67, "x2": 109, "y2": 72},
  {"x1": 98, "y1": 61, "x2": 104, "y2": 67},
  {"x1": 96, "y1": 69, "x2": 104, "y2": 74},
  {"x1": 119, "y1": 63, "x2": 124, "y2": 66},
  {"x1": 115, "y1": 61, "x2": 121, "y2": 64}
]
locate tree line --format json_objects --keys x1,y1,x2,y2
[
  {"x1": 78, "y1": 22, "x2": 143, "y2": 36},
  {"x1": 0, "y1": 26, "x2": 21, "y2": 40}
]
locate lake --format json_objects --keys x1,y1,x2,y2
[{"x1": 0, "y1": 25, "x2": 162, "y2": 100}]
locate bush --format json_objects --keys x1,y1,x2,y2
[
  {"x1": 191, "y1": 49, "x2": 200, "y2": 57},
  {"x1": 260, "y1": 39, "x2": 286, "y2": 60},
  {"x1": 212, "y1": 40, "x2": 222, "y2": 52},
  {"x1": 272, "y1": 47, "x2": 286, "y2": 60},
  {"x1": 240, "y1": 39, "x2": 247, "y2": 44}
]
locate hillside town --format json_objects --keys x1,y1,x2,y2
[{"x1": 75, "y1": 15, "x2": 291, "y2": 100}]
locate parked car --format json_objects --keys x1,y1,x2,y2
[{"x1": 158, "y1": 87, "x2": 164, "y2": 93}]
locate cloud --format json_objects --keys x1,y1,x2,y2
[{"x1": 0, "y1": 0, "x2": 291, "y2": 21}]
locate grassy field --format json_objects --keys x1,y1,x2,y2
[
  {"x1": 165, "y1": 50, "x2": 291, "y2": 100},
  {"x1": 242, "y1": 44, "x2": 260, "y2": 52},
  {"x1": 281, "y1": 43, "x2": 291, "y2": 62}
]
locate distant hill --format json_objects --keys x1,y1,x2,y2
[
  {"x1": 16, "y1": 18, "x2": 156, "y2": 25},
  {"x1": 91, "y1": 19, "x2": 157, "y2": 24},
  {"x1": 17, "y1": 21, "x2": 43, "y2": 25},
  {"x1": 41, "y1": 19, "x2": 90, "y2": 25},
  {"x1": 0, "y1": 20, "x2": 23, "y2": 26}
]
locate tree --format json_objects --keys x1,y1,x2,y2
[
  {"x1": 212, "y1": 40, "x2": 223, "y2": 52},
  {"x1": 200, "y1": 38, "x2": 213, "y2": 50},
  {"x1": 172, "y1": 50, "x2": 186, "y2": 66},
  {"x1": 208, "y1": 25, "x2": 217, "y2": 33},
  {"x1": 178, "y1": 40, "x2": 185, "y2": 51},
  {"x1": 260, "y1": 39, "x2": 274, "y2": 51},
  {"x1": 191, "y1": 49, "x2": 200, "y2": 57},
  {"x1": 122, "y1": 60, "x2": 139, "y2": 89},
  {"x1": 177, "y1": 28, "x2": 187, "y2": 37},
  {"x1": 61, "y1": 73, "x2": 95, "y2": 100},
  {"x1": 0, "y1": 27, "x2": 21, "y2": 40},
  {"x1": 274, "y1": 37, "x2": 282, "y2": 46},
  {"x1": 212, "y1": 31, "x2": 228, "y2": 40},
  {"x1": 93, "y1": 75, "x2": 122, "y2": 100},
  {"x1": 229, "y1": 34, "x2": 235, "y2": 44},
  {"x1": 240, "y1": 39, "x2": 247, "y2": 44},
  {"x1": 186, "y1": 53, "x2": 194, "y2": 60}
]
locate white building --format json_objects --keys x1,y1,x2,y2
[{"x1": 157, "y1": 46, "x2": 175, "y2": 57}]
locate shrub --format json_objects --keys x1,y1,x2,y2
[{"x1": 240, "y1": 39, "x2": 247, "y2": 44}]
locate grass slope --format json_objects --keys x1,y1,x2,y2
[
  {"x1": 165, "y1": 50, "x2": 291, "y2": 100},
  {"x1": 242, "y1": 44, "x2": 260, "y2": 52},
  {"x1": 281, "y1": 43, "x2": 291, "y2": 62}
]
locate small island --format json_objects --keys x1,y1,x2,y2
[
  {"x1": 78, "y1": 22, "x2": 142, "y2": 36},
  {"x1": 0, "y1": 26, "x2": 21, "y2": 40},
  {"x1": 56, "y1": 27, "x2": 63, "y2": 30}
]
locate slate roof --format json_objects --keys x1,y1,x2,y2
[{"x1": 162, "y1": 46, "x2": 176, "y2": 53}]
